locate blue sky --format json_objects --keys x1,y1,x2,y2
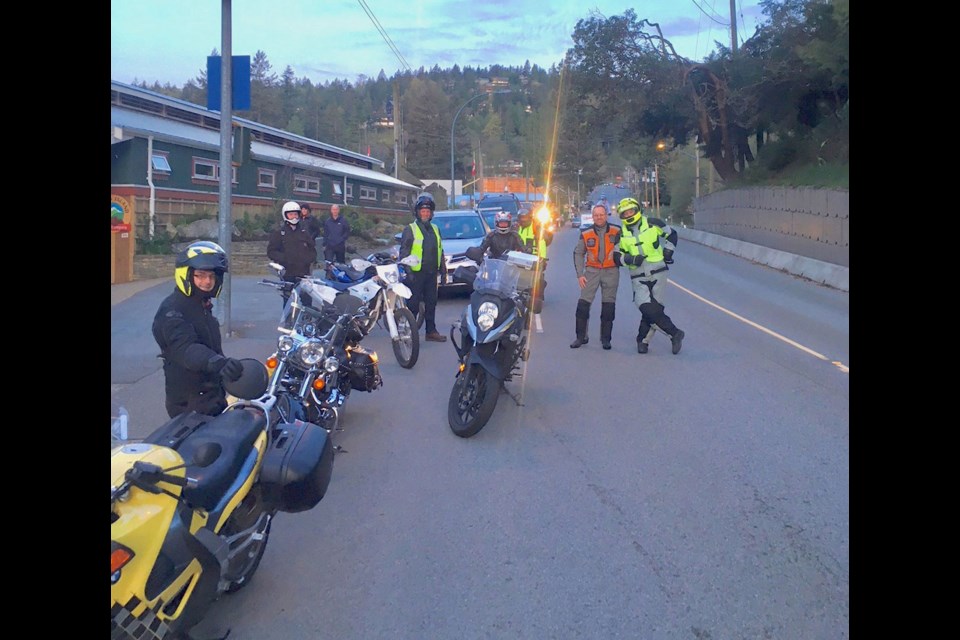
[{"x1": 111, "y1": 0, "x2": 764, "y2": 86}]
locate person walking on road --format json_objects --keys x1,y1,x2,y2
[
  {"x1": 399, "y1": 193, "x2": 448, "y2": 343},
  {"x1": 571, "y1": 203, "x2": 622, "y2": 350},
  {"x1": 616, "y1": 197, "x2": 684, "y2": 354},
  {"x1": 152, "y1": 241, "x2": 244, "y2": 419},
  {"x1": 267, "y1": 201, "x2": 317, "y2": 307},
  {"x1": 322, "y1": 204, "x2": 350, "y2": 264}
]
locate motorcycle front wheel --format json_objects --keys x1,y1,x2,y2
[
  {"x1": 447, "y1": 363, "x2": 500, "y2": 438},
  {"x1": 392, "y1": 307, "x2": 419, "y2": 369}
]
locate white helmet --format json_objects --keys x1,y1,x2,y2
[{"x1": 282, "y1": 201, "x2": 301, "y2": 225}]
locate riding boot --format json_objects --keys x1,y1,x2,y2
[
  {"x1": 570, "y1": 300, "x2": 590, "y2": 348},
  {"x1": 636, "y1": 319, "x2": 652, "y2": 353},
  {"x1": 600, "y1": 302, "x2": 615, "y2": 350}
]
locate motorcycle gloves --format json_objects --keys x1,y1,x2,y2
[
  {"x1": 206, "y1": 355, "x2": 245, "y2": 381},
  {"x1": 622, "y1": 253, "x2": 645, "y2": 267},
  {"x1": 663, "y1": 249, "x2": 675, "y2": 264}
]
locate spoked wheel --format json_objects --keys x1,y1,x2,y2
[
  {"x1": 447, "y1": 363, "x2": 500, "y2": 438},
  {"x1": 415, "y1": 301, "x2": 425, "y2": 330},
  {"x1": 392, "y1": 307, "x2": 419, "y2": 369}
]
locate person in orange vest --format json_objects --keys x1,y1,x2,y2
[{"x1": 570, "y1": 203, "x2": 622, "y2": 350}]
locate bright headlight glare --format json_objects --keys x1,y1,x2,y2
[
  {"x1": 477, "y1": 301, "x2": 499, "y2": 331},
  {"x1": 536, "y1": 207, "x2": 551, "y2": 223},
  {"x1": 278, "y1": 335, "x2": 295, "y2": 353},
  {"x1": 323, "y1": 356, "x2": 339, "y2": 373},
  {"x1": 300, "y1": 340, "x2": 324, "y2": 365}
]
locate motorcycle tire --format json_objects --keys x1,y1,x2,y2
[
  {"x1": 447, "y1": 363, "x2": 500, "y2": 438},
  {"x1": 392, "y1": 307, "x2": 419, "y2": 369},
  {"x1": 414, "y1": 300, "x2": 425, "y2": 330},
  {"x1": 221, "y1": 505, "x2": 272, "y2": 593}
]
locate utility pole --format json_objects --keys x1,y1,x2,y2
[
  {"x1": 217, "y1": 0, "x2": 233, "y2": 335},
  {"x1": 393, "y1": 81, "x2": 401, "y2": 179},
  {"x1": 730, "y1": 0, "x2": 738, "y2": 53}
]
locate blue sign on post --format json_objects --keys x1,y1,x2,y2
[{"x1": 207, "y1": 55, "x2": 251, "y2": 111}]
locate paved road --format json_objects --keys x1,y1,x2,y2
[{"x1": 112, "y1": 226, "x2": 849, "y2": 639}]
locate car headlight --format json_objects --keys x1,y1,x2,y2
[
  {"x1": 278, "y1": 335, "x2": 296, "y2": 353},
  {"x1": 477, "y1": 301, "x2": 499, "y2": 331},
  {"x1": 299, "y1": 339, "x2": 325, "y2": 366}
]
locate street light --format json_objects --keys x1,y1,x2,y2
[
  {"x1": 451, "y1": 90, "x2": 511, "y2": 207},
  {"x1": 577, "y1": 168, "x2": 582, "y2": 211}
]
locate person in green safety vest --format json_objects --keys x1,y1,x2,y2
[
  {"x1": 616, "y1": 197, "x2": 684, "y2": 354},
  {"x1": 516, "y1": 208, "x2": 553, "y2": 312},
  {"x1": 398, "y1": 193, "x2": 447, "y2": 342}
]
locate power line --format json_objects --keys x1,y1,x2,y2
[
  {"x1": 356, "y1": 0, "x2": 412, "y2": 72},
  {"x1": 691, "y1": 0, "x2": 729, "y2": 26}
]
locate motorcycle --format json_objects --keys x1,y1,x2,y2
[
  {"x1": 259, "y1": 267, "x2": 384, "y2": 438},
  {"x1": 319, "y1": 252, "x2": 422, "y2": 369},
  {"x1": 111, "y1": 359, "x2": 335, "y2": 640},
  {"x1": 446, "y1": 247, "x2": 539, "y2": 438}
]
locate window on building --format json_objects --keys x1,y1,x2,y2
[
  {"x1": 397, "y1": 193, "x2": 408, "y2": 204},
  {"x1": 345, "y1": 183, "x2": 353, "y2": 198},
  {"x1": 193, "y1": 158, "x2": 217, "y2": 181},
  {"x1": 258, "y1": 168, "x2": 276, "y2": 188},
  {"x1": 151, "y1": 152, "x2": 171, "y2": 173},
  {"x1": 294, "y1": 175, "x2": 321, "y2": 193},
  {"x1": 382, "y1": 189, "x2": 391, "y2": 202},
  {"x1": 359, "y1": 186, "x2": 376, "y2": 201},
  {"x1": 332, "y1": 182, "x2": 343, "y2": 196}
]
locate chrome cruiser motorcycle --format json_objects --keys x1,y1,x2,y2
[
  {"x1": 259, "y1": 267, "x2": 383, "y2": 436},
  {"x1": 111, "y1": 360, "x2": 335, "y2": 639},
  {"x1": 447, "y1": 248, "x2": 538, "y2": 438}
]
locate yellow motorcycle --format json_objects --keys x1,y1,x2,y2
[{"x1": 111, "y1": 359, "x2": 335, "y2": 639}]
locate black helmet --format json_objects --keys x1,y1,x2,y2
[
  {"x1": 413, "y1": 193, "x2": 436, "y2": 220},
  {"x1": 223, "y1": 358, "x2": 269, "y2": 400},
  {"x1": 174, "y1": 241, "x2": 228, "y2": 297}
]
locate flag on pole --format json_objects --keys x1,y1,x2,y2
[{"x1": 471, "y1": 162, "x2": 476, "y2": 176}]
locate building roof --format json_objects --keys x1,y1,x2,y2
[{"x1": 111, "y1": 80, "x2": 419, "y2": 190}]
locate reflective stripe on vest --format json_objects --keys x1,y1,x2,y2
[
  {"x1": 619, "y1": 217, "x2": 665, "y2": 268},
  {"x1": 517, "y1": 224, "x2": 547, "y2": 258},
  {"x1": 409, "y1": 222, "x2": 442, "y2": 271},
  {"x1": 582, "y1": 225, "x2": 619, "y2": 268}
]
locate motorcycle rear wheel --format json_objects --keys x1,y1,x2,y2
[
  {"x1": 221, "y1": 500, "x2": 272, "y2": 594},
  {"x1": 392, "y1": 307, "x2": 419, "y2": 369},
  {"x1": 448, "y1": 363, "x2": 499, "y2": 438}
]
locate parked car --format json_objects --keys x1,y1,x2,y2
[
  {"x1": 476, "y1": 193, "x2": 521, "y2": 230},
  {"x1": 393, "y1": 208, "x2": 491, "y2": 292}
]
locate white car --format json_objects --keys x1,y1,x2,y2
[{"x1": 578, "y1": 211, "x2": 594, "y2": 230}]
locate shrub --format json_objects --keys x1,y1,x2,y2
[{"x1": 137, "y1": 230, "x2": 176, "y2": 255}]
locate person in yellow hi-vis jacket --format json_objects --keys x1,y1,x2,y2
[{"x1": 616, "y1": 197, "x2": 684, "y2": 354}]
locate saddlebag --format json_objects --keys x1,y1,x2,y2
[
  {"x1": 346, "y1": 346, "x2": 382, "y2": 392},
  {"x1": 260, "y1": 419, "x2": 334, "y2": 513}
]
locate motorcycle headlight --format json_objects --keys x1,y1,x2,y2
[
  {"x1": 323, "y1": 356, "x2": 339, "y2": 373},
  {"x1": 278, "y1": 335, "x2": 296, "y2": 353},
  {"x1": 300, "y1": 339, "x2": 325, "y2": 366},
  {"x1": 477, "y1": 301, "x2": 499, "y2": 331},
  {"x1": 381, "y1": 266, "x2": 399, "y2": 285}
]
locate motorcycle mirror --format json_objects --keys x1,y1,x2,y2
[
  {"x1": 465, "y1": 246, "x2": 485, "y2": 263},
  {"x1": 111, "y1": 407, "x2": 129, "y2": 443},
  {"x1": 223, "y1": 358, "x2": 269, "y2": 400}
]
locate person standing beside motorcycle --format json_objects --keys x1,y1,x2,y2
[
  {"x1": 399, "y1": 193, "x2": 447, "y2": 342},
  {"x1": 479, "y1": 210, "x2": 524, "y2": 259},
  {"x1": 268, "y1": 201, "x2": 317, "y2": 307},
  {"x1": 152, "y1": 241, "x2": 244, "y2": 418},
  {"x1": 571, "y1": 203, "x2": 622, "y2": 350},
  {"x1": 616, "y1": 197, "x2": 684, "y2": 354},
  {"x1": 322, "y1": 204, "x2": 351, "y2": 264},
  {"x1": 516, "y1": 207, "x2": 552, "y2": 306}
]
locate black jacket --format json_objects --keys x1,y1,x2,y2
[
  {"x1": 479, "y1": 230, "x2": 524, "y2": 259},
  {"x1": 399, "y1": 220, "x2": 444, "y2": 273},
  {"x1": 267, "y1": 222, "x2": 317, "y2": 278},
  {"x1": 322, "y1": 216, "x2": 350, "y2": 249},
  {"x1": 302, "y1": 214, "x2": 322, "y2": 241},
  {"x1": 152, "y1": 288, "x2": 226, "y2": 417}
]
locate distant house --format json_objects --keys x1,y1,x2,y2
[{"x1": 110, "y1": 80, "x2": 420, "y2": 242}]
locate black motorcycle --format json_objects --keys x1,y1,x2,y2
[{"x1": 446, "y1": 248, "x2": 538, "y2": 437}]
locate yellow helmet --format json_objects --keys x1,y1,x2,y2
[
  {"x1": 617, "y1": 197, "x2": 643, "y2": 226},
  {"x1": 174, "y1": 241, "x2": 228, "y2": 297}
]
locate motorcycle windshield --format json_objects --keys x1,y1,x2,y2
[
  {"x1": 472, "y1": 258, "x2": 521, "y2": 298},
  {"x1": 279, "y1": 280, "x2": 339, "y2": 333}
]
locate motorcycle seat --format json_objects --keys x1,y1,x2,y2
[{"x1": 175, "y1": 410, "x2": 266, "y2": 512}]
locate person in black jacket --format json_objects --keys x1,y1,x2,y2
[
  {"x1": 152, "y1": 241, "x2": 244, "y2": 418},
  {"x1": 268, "y1": 201, "x2": 318, "y2": 306},
  {"x1": 322, "y1": 204, "x2": 351, "y2": 263},
  {"x1": 478, "y1": 210, "x2": 524, "y2": 259},
  {"x1": 398, "y1": 193, "x2": 447, "y2": 342},
  {"x1": 300, "y1": 203, "x2": 322, "y2": 241}
]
